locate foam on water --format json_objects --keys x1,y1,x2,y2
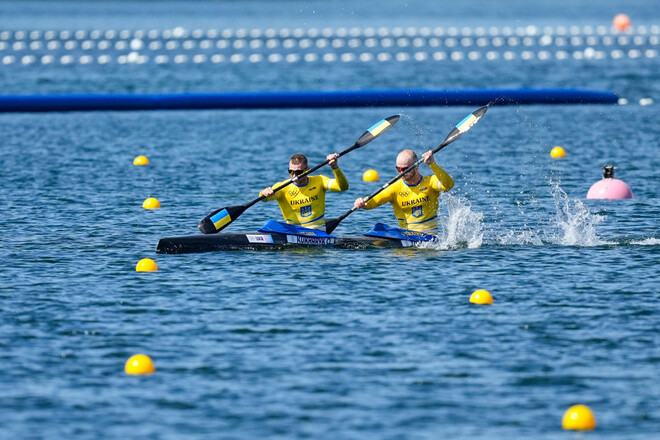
[
  {"x1": 547, "y1": 179, "x2": 607, "y2": 246},
  {"x1": 496, "y1": 228, "x2": 544, "y2": 246},
  {"x1": 631, "y1": 237, "x2": 660, "y2": 245},
  {"x1": 431, "y1": 180, "x2": 614, "y2": 249},
  {"x1": 426, "y1": 195, "x2": 484, "y2": 249}
]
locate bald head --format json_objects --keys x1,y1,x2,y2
[
  {"x1": 395, "y1": 149, "x2": 422, "y2": 183},
  {"x1": 396, "y1": 149, "x2": 418, "y2": 168}
]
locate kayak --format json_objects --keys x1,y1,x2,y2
[
  {"x1": 156, "y1": 233, "x2": 411, "y2": 254},
  {"x1": 156, "y1": 221, "x2": 436, "y2": 254}
]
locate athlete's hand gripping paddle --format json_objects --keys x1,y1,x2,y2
[
  {"x1": 325, "y1": 106, "x2": 488, "y2": 234},
  {"x1": 198, "y1": 114, "x2": 400, "y2": 234}
]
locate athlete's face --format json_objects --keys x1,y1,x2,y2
[
  {"x1": 289, "y1": 161, "x2": 309, "y2": 185},
  {"x1": 396, "y1": 158, "x2": 419, "y2": 183}
]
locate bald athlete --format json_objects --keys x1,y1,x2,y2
[{"x1": 353, "y1": 149, "x2": 453, "y2": 233}]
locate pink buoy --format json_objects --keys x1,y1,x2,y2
[{"x1": 586, "y1": 165, "x2": 634, "y2": 199}]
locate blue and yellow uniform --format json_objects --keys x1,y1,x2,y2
[
  {"x1": 363, "y1": 163, "x2": 453, "y2": 233},
  {"x1": 260, "y1": 169, "x2": 349, "y2": 229}
]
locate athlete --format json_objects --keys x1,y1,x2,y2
[
  {"x1": 353, "y1": 149, "x2": 453, "y2": 233},
  {"x1": 260, "y1": 153, "x2": 349, "y2": 230}
]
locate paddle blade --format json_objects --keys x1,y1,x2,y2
[
  {"x1": 325, "y1": 217, "x2": 341, "y2": 234},
  {"x1": 440, "y1": 105, "x2": 488, "y2": 147},
  {"x1": 355, "y1": 114, "x2": 400, "y2": 147},
  {"x1": 198, "y1": 205, "x2": 247, "y2": 234}
]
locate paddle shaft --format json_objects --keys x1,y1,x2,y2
[{"x1": 325, "y1": 106, "x2": 488, "y2": 234}]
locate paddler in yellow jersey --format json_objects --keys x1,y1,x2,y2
[
  {"x1": 260, "y1": 153, "x2": 349, "y2": 230},
  {"x1": 353, "y1": 149, "x2": 453, "y2": 234}
]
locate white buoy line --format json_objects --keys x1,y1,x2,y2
[
  {"x1": 1, "y1": 34, "x2": 657, "y2": 51},
  {"x1": 2, "y1": 25, "x2": 659, "y2": 41},
  {"x1": 0, "y1": 25, "x2": 657, "y2": 66},
  {"x1": 3, "y1": 47, "x2": 657, "y2": 66}
]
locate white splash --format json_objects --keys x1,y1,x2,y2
[
  {"x1": 430, "y1": 195, "x2": 484, "y2": 249},
  {"x1": 631, "y1": 238, "x2": 660, "y2": 245},
  {"x1": 549, "y1": 179, "x2": 607, "y2": 246},
  {"x1": 497, "y1": 228, "x2": 544, "y2": 246}
]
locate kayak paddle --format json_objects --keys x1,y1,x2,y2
[
  {"x1": 198, "y1": 114, "x2": 401, "y2": 234},
  {"x1": 325, "y1": 105, "x2": 488, "y2": 234}
]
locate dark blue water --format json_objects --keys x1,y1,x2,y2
[{"x1": 1, "y1": 1, "x2": 659, "y2": 439}]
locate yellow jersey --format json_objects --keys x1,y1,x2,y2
[
  {"x1": 260, "y1": 168, "x2": 349, "y2": 229},
  {"x1": 363, "y1": 163, "x2": 453, "y2": 233}
]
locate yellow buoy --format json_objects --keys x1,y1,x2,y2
[
  {"x1": 363, "y1": 169, "x2": 380, "y2": 182},
  {"x1": 469, "y1": 289, "x2": 493, "y2": 305},
  {"x1": 613, "y1": 13, "x2": 631, "y2": 32},
  {"x1": 124, "y1": 354, "x2": 155, "y2": 375},
  {"x1": 133, "y1": 155, "x2": 149, "y2": 165},
  {"x1": 136, "y1": 258, "x2": 158, "y2": 272},
  {"x1": 142, "y1": 197, "x2": 161, "y2": 209},
  {"x1": 550, "y1": 146, "x2": 566, "y2": 158},
  {"x1": 562, "y1": 404, "x2": 596, "y2": 430}
]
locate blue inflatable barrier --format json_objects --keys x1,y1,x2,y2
[{"x1": 0, "y1": 88, "x2": 618, "y2": 113}]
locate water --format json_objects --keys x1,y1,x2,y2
[{"x1": 1, "y1": 1, "x2": 659, "y2": 439}]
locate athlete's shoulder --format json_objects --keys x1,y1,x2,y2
[
  {"x1": 311, "y1": 174, "x2": 330, "y2": 183},
  {"x1": 423, "y1": 174, "x2": 437, "y2": 184},
  {"x1": 308, "y1": 174, "x2": 331, "y2": 189},
  {"x1": 383, "y1": 179, "x2": 404, "y2": 196}
]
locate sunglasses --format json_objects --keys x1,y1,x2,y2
[
  {"x1": 288, "y1": 169, "x2": 307, "y2": 176},
  {"x1": 396, "y1": 165, "x2": 415, "y2": 173}
]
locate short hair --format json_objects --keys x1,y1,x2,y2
[{"x1": 289, "y1": 154, "x2": 308, "y2": 167}]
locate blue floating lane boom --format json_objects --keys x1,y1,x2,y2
[{"x1": 0, "y1": 88, "x2": 617, "y2": 113}]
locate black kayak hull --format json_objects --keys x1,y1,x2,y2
[{"x1": 156, "y1": 233, "x2": 411, "y2": 254}]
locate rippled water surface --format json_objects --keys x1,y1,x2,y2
[{"x1": 1, "y1": 1, "x2": 659, "y2": 439}]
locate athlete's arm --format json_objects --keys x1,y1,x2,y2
[
  {"x1": 422, "y1": 149, "x2": 453, "y2": 191},
  {"x1": 259, "y1": 185, "x2": 278, "y2": 201},
  {"x1": 428, "y1": 162, "x2": 454, "y2": 192},
  {"x1": 324, "y1": 153, "x2": 349, "y2": 191},
  {"x1": 355, "y1": 184, "x2": 395, "y2": 210},
  {"x1": 327, "y1": 168, "x2": 349, "y2": 191}
]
